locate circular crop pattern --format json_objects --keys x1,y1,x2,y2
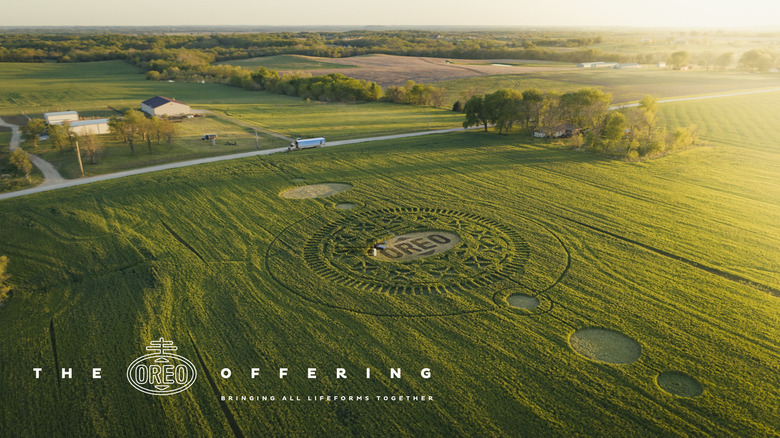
[
  {"x1": 656, "y1": 371, "x2": 703, "y2": 397},
  {"x1": 306, "y1": 208, "x2": 530, "y2": 295},
  {"x1": 569, "y1": 328, "x2": 642, "y2": 365},
  {"x1": 266, "y1": 206, "x2": 568, "y2": 316},
  {"x1": 507, "y1": 293, "x2": 541, "y2": 310}
]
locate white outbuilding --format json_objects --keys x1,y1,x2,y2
[
  {"x1": 44, "y1": 111, "x2": 79, "y2": 125},
  {"x1": 69, "y1": 119, "x2": 110, "y2": 136},
  {"x1": 141, "y1": 96, "x2": 192, "y2": 117}
]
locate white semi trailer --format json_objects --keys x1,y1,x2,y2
[{"x1": 288, "y1": 137, "x2": 325, "y2": 151}]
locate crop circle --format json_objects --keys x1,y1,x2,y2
[
  {"x1": 335, "y1": 202, "x2": 356, "y2": 210},
  {"x1": 656, "y1": 371, "x2": 703, "y2": 397},
  {"x1": 569, "y1": 328, "x2": 642, "y2": 365},
  {"x1": 266, "y1": 207, "x2": 568, "y2": 316},
  {"x1": 507, "y1": 293, "x2": 540, "y2": 309}
]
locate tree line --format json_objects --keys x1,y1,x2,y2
[{"x1": 461, "y1": 88, "x2": 698, "y2": 160}]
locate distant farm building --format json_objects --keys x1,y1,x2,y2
[
  {"x1": 141, "y1": 96, "x2": 191, "y2": 117},
  {"x1": 657, "y1": 62, "x2": 667, "y2": 68},
  {"x1": 534, "y1": 124, "x2": 581, "y2": 139},
  {"x1": 44, "y1": 111, "x2": 79, "y2": 125},
  {"x1": 577, "y1": 62, "x2": 618, "y2": 68},
  {"x1": 69, "y1": 119, "x2": 110, "y2": 136},
  {"x1": 614, "y1": 63, "x2": 642, "y2": 69}
]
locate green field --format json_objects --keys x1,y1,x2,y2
[
  {"x1": 437, "y1": 70, "x2": 780, "y2": 105},
  {"x1": 0, "y1": 90, "x2": 778, "y2": 435},
  {"x1": 215, "y1": 54, "x2": 357, "y2": 70},
  {"x1": 0, "y1": 61, "x2": 463, "y2": 145}
]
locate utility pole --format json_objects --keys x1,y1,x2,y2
[
  {"x1": 74, "y1": 140, "x2": 84, "y2": 177},
  {"x1": 255, "y1": 129, "x2": 259, "y2": 149}
]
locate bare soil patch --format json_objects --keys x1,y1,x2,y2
[
  {"x1": 656, "y1": 371, "x2": 704, "y2": 397},
  {"x1": 280, "y1": 183, "x2": 352, "y2": 199},
  {"x1": 278, "y1": 54, "x2": 576, "y2": 87},
  {"x1": 507, "y1": 293, "x2": 540, "y2": 309},
  {"x1": 335, "y1": 202, "x2": 355, "y2": 210},
  {"x1": 569, "y1": 328, "x2": 642, "y2": 365}
]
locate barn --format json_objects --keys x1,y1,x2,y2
[
  {"x1": 141, "y1": 96, "x2": 191, "y2": 117},
  {"x1": 44, "y1": 111, "x2": 79, "y2": 125},
  {"x1": 69, "y1": 119, "x2": 110, "y2": 136}
]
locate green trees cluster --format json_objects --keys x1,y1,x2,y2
[
  {"x1": 463, "y1": 89, "x2": 698, "y2": 160},
  {"x1": 0, "y1": 255, "x2": 11, "y2": 307},
  {"x1": 108, "y1": 110, "x2": 179, "y2": 155},
  {"x1": 248, "y1": 69, "x2": 382, "y2": 102},
  {"x1": 383, "y1": 81, "x2": 446, "y2": 106},
  {"x1": 738, "y1": 49, "x2": 776, "y2": 72}
]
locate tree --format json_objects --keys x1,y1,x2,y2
[
  {"x1": 485, "y1": 89, "x2": 522, "y2": 134},
  {"x1": 601, "y1": 112, "x2": 627, "y2": 143},
  {"x1": 452, "y1": 101, "x2": 464, "y2": 112},
  {"x1": 668, "y1": 51, "x2": 690, "y2": 70},
  {"x1": 109, "y1": 109, "x2": 146, "y2": 155},
  {"x1": 9, "y1": 149, "x2": 32, "y2": 178},
  {"x1": 520, "y1": 88, "x2": 544, "y2": 131},
  {"x1": 20, "y1": 119, "x2": 46, "y2": 147},
  {"x1": 559, "y1": 88, "x2": 611, "y2": 136},
  {"x1": 537, "y1": 92, "x2": 563, "y2": 141},
  {"x1": 739, "y1": 49, "x2": 775, "y2": 73},
  {"x1": 714, "y1": 52, "x2": 733, "y2": 71},
  {"x1": 462, "y1": 94, "x2": 490, "y2": 132},
  {"x1": 639, "y1": 95, "x2": 658, "y2": 142},
  {"x1": 48, "y1": 123, "x2": 69, "y2": 151},
  {"x1": 157, "y1": 118, "x2": 179, "y2": 149},
  {"x1": 79, "y1": 133, "x2": 104, "y2": 164},
  {"x1": 0, "y1": 255, "x2": 11, "y2": 305}
]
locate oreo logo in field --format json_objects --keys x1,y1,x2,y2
[
  {"x1": 127, "y1": 338, "x2": 197, "y2": 396},
  {"x1": 375, "y1": 231, "x2": 460, "y2": 262}
]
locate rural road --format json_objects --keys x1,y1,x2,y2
[
  {"x1": 0, "y1": 116, "x2": 66, "y2": 185},
  {"x1": 2, "y1": 87, "x2": 780, "y2": 201},
  {"x1": 0, "y1": 125, "x2": 481, "y2": 201}
]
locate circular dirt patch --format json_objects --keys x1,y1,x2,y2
[
  {"x1": 281, "y1": 183, "x2": 352, "y2": 199},
  {"x1": 335, "y1": 202, "x2": 356, "y2": 210},
  {"x1": 507, "y1": 293, "x2": 540, "y2": 309},
  {"x1": 657, "y1": 371, "x2": 703, "y2": 397},
  {"x1": 569, "y1": 328, "x2": 641, "y2": 365},
  {"x1": 373, "y1": 231, "x2": 461, "y2": 262}
]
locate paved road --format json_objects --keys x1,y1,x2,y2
[
  {"x1": 3, "y1": 86, "x2": 780, "y2": 202},
  {"x1": 0, "y1": 116, "x2": 66, "y2": 185}
]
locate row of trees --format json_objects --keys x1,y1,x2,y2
[
  {"x1": 666, "y1": 49, "x2": 777, "y2": 72},
  {"x1": 462, "y1": 89, "x2": 698, "y2": 160},
  {"x1": 0, "y1": 255, "x2": 11, "y2": 307},
  {"x1": 108, "y1": 110, "x2": 179, "y2": 155}
]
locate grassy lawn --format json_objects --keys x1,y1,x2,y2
[
  {"x1": 215, "y1": 54, "x2": 358, "y2": 70},
  {"x1": 0, "y1": 91, "x2": 777, "y2": 435},
  {"x1": 26, "y1": 115, "x2": 289, "y2": 179},
  {"x1": 200, "y1": 98, "x2": 464, "y2": 141}
]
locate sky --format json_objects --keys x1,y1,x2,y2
[{"x1": 6, "y1": 0, "x2": 780, "y2": 28}]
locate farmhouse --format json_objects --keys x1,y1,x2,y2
[
  {"x1": 141, "y1": 96, "x2": 191, "y2": 117},
  {"x1": 44, "y1": 111, "x2": 79, "y2": 125},
  {"x1": 614, "y1": 63, "x2": 642, "y2": 69},
  {"x1": 577, "y1": 62, "x2": 618, "y2": 68},
  {"x1": 69, "y1": 119, "x2": 110, "y2": 136},
  {"x1": 534, "y1": 124, "x2": 581, "y2": 139}
]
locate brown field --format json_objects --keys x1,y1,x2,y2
[{"x1": 279, "y1": 54, "x2": 577, "y2": 86}]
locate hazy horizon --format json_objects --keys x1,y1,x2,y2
[{"x1": 4, "y1": 0, "x2": 780, "y2": 29}]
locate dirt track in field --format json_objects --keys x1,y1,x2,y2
[{"x1": 278, "y1": 55, "x2": 576, "y2": 86}]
